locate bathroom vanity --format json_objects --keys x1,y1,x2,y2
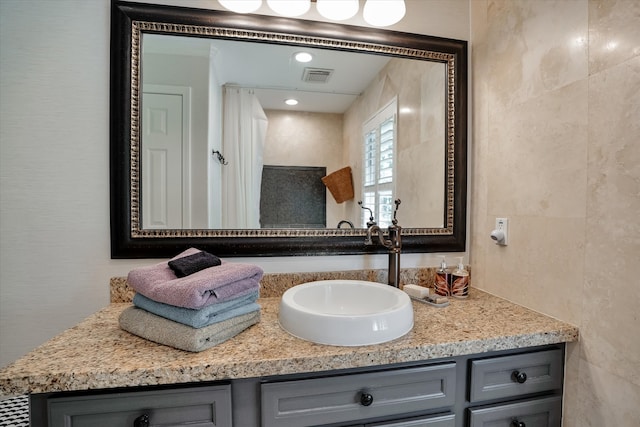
[{"x1": 0, "y1": 290, "x2": 577, "y2": 427}]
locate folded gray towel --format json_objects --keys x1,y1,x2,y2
[
  {"x1": 168, "y1": 250, "x2": 222, "y2": 277},
  {"x1": 119, "y1": 306, "x2": 260, "y2": 352}
]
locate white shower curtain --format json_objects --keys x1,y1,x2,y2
[{"x1": 221, "y1": 87, "x2": 268, "y2": 228}]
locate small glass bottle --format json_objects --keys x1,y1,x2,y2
[
  {"x1": 451, "y1": 257, "x2": 469, "y2": 299},
  {"x1": 434, "y1": 256, "x2": 451, "y2": 296}
]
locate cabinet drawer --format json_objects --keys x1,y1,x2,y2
[
  {"x1": 468, "y1": 396, "x2": 561, "y2": 427},
  {"x1": 469, "y1": 349, "x2": 563, "y2": 403},
  {"x1": 48, "y1": 384, "x2": 232, "y2": 427},
  {"x1": 261, "y1": 363, "x2": 456, "y2": 427},
  {"x1": 367, "y1": 412, "x2": 455, "y2": 427}
]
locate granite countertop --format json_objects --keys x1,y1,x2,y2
[{"x1": 0, "y1": 289, "x2": 578, "y2": 396}]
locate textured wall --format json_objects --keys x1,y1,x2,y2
[
  {"x1": 0, "y1": 0, "x2": 114, "y2": 368},
  {"x1": 470, "y1": 0, "x2": 640, "y2": 424}
]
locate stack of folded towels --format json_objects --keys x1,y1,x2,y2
[{"x1": 119, "y1": 248, "x2": 263, "y2": 352}]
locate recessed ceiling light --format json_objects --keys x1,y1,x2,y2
[
  {"x1": 294, "y1": 52, "x2": 313, "y2": 63},
  {"x1": 285, "y1": 98, "x2": 299, "y2": 106}
]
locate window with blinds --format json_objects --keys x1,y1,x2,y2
[{"x1": 361, "y1": 99, "x2": 397, "y2": 228}]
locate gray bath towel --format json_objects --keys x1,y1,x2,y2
[{"x1": 119, "y1": 306, "x2": 260, "y2": 352}]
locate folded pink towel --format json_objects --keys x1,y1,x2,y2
[{"x1": 127, "y1": 248, "x2": 263, "y2": 309}]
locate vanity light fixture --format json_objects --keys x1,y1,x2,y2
[
  {"x1": 285, "y1": 98, "x2": 299, "y2": 106},
  {"x1": 294, "y1": 51, "x2": 313, "y2": 63},
  {"x1": 218, "y1": 0, "x2": 261, "y2": 14},
  {"x1": 363, "y1": 0, "x2": 406, "y2": 27},
  {"x1": 316, "y1": 0, "x2": 359, "y2": 21},
  {"x1": 217, "y1": 0, "x2": 406, "y2": 27},
  {"x1": 266, "y1": 0, "x2": 311, "y2": 17}
]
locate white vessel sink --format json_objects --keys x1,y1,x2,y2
[{"x1": 278, "y1": 280, "x2": 414, "y2": 346}]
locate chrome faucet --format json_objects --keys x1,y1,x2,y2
[{"x1": 359, "y1": 199, "x2": 402, "y2": 288}]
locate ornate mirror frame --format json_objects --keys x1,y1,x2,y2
[{"x1": 110, "y1": 1, "x2": 467, "y2": 258}]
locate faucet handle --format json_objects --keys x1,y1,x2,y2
[
  {"x1": 358, "y1": 201, "x2": 376, "y2": 227},
  {"x1": 392, "y1": 199, "x2": 401, "y2": 225}
]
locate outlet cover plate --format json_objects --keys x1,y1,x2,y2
[{"x1": 496, "y1": 218, "x2": 508, "y2": 245}]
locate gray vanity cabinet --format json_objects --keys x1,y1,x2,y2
[
  {"x1": 31, "y1": 345, "x2": 565, "y2": 427},
  {"x1": 261, "y1": 363, "x2": 456, "y2": 427},
  {"x1": 467, "y1": 349, "x2": 564, "y2": 427},
  {"x1": 468, "y1": 349, "x2": 563, "y2": 403},
  {"x1": 366, "y1": 413, "x2": 456, "y2": 427},
  {"x1": 468, "y1": 396, "x2": 561, "y2": 427},
  {"x1": 45, "y1": 384, "x2": 232, "y2": 427}
]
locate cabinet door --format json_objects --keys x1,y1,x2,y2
[
  {"x1": 468, "y1": 396, "x2": 561, "y2": 427},
  {"x1": 48, "y1": 385, "x2": 231, "y2": 427},
  {"x1": 469, "y1": 349, "x2": 563, "y2": 403},
  {"x1": 366, "y1": 413, "x2": 455, "y2": 427},
  {"x1": 261, "y1": 363, "x2": 456, "y2": 427}
]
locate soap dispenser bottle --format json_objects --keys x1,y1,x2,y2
[
  {"x1": 451, "y1": 257, "x2": 469, "y2": 299},
  {"x1": 434, "y1": 256, "x2": 450, "y2": 296}
]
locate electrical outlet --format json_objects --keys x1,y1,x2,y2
[{"x1": 495, "y1": 218, "x2": 508, "y2": 245}]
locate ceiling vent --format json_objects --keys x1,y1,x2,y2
[{"x1": 302, "y1": 67, "x2": 334, "y2": 83}]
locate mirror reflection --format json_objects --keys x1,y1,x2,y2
[{"x1": 141, "y1": 34, "x2": 446, "y2": 230}]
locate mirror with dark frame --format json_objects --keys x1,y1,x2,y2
[{"x1": 110, "y1": 1, "x2": 467, "y2": 258}]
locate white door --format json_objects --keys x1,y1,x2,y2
[{"x1": 141, "y1": 92, "x2": 184, "y2": 229}]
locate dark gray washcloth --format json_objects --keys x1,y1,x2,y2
[{"x1": 168, "y1": 250, "x2": 221, "y2": 277}]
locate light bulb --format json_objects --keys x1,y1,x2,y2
[
  {"x1": 294, "y1": 52, "x2": 313, "y2": 63},
  {"x1": 363, "y1": 0, "x2": 406, "y2": 27},
  {"x1": 218, "y1": 0, "x2": 262, "y2": 14},
  {"x1": 316, "y1": 0, "x2": 359, "y2": 21},
  {"x1": 285, "y1": 98, "x2": 299, "y2": 106},
  {"x1": 267, "y1": 0, "x2": 311, "y2": 17}
]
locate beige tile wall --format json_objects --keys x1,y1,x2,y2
[
  {"x1": 263, "y1": 109, "x2": 345, "y2": 226},
  {"x1": 343, "y1": 58, "x2": 447, "y2": 228},
  {"x1": 470, "y1": 0, "x2": 639, "y2": 425}
]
